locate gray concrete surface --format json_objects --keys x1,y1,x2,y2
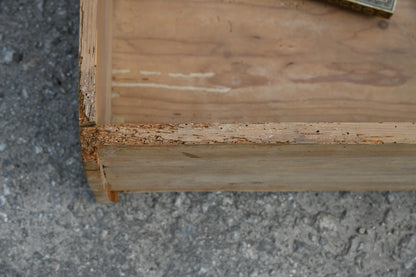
[{"x1": 0, "y1": 1, "x2": 415, "y2": 276}]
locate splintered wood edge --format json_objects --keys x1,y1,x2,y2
[
  {"x1": 78, "y1": 0, "x2": 410, "y2": 202},
  {"x1": 79, "y1": 0, "x2": 118, "y2": 203},
  {"x1": 80, "y1": 122, "x2": 416, "y2": 163},
  {"x1": 79, "y1": 122, "x2": 416, "y2": 202},
  {"x1": 79, "y1": 0, "x2": 112, "y2": 126},
  {"x1": 79, "y1": 0, "x2": 97, "y2": 125},
  {"x1": 79, "y1": 0, "x2": 119, "y2": 203}
]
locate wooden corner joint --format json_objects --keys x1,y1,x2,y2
[{"x1": 80, "y1": 125, "x2": 119, "y2": 203}]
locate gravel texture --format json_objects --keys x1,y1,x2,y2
[{"x1": 0, "y1": 1, "x2": 415, "y2": 276}]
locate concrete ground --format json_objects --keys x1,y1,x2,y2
[{"x1": 0, "y1": 1, "x2": 415, "y2": 276}]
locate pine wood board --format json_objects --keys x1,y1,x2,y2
[
  {"x1": 99, "y1": 144, "x2": 416, "y2": 192},
  {"x1": 78, "y1": 0, "x2": 416, "y2": 202},
  {"x1": 110, "y1": 0, "x2": 416, "y2": 124}
]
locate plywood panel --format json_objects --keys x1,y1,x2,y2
[{"x1": 110, "y1": 0, "x2": 416, "y2": 124}]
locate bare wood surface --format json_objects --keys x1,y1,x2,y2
[
  {"x1": 80, "y1": 122, "x2": 416, "y2": 165},
  {"x1": 110, "y1": 0, "x2": 416, "y2": 124},
  {"x1": 80, "y1": 0, "x2": 117, "y2": 202},
  {"x1": 83, "y1": 161, "x2": 117, "y2": 203},
  {"x1": 99, "y1": 144, "x2": 416, "y2": 192},
  {"x1": 97, "y1": 122, "x2": 416, "y2": 145},
  {"x1": 79, "y1": 0, "x2": 98, "y2": 125},
  {"x1": 96, "y1": 0, "x2": 113, "y2": 125},
  {"x1": 79, "y1": 0, "x2": 416, "y2": 202},
  {"x1": 81, "y1": 122, "x2": 416, "y2": 202}
]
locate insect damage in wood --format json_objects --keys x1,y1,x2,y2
[
  {"x1": 80, "y1": 122, "x2": 416, "y2": 164},
  {"x1": 79, "y1": 0, "x2": 98, "y2": 125},
  {"x1": 80, "y1": 0, "x2": 415, "y2": 202}
]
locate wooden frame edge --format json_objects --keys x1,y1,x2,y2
[
  {"x1": 83, "y1": 161, "x2": 117, "y2": 203},
  {"x1": 99, "y1": 144, "x2": 416, "y2": 193},
  {"x1": 82, "y1": 123, "x2": 416, "y2": 160},
  {"x1": 96, "y1": 0, "x2": 113, "y2": 125},
  {"x1": 78, "y1": 0, "x2": 412, "y2": 203},
  {"x1": 79, "y1": 122, "x2": 415, "y2": 202},
  {"x1": 79, "y1": 0, "x2": 117, "y2": 202},
  {"x1": 79, "y1": 0, "x2": 98, "y2": 126}
]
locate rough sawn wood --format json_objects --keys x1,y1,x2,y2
[{"x1": 79, "y1": 0, "x2": 416, "y2": 203}]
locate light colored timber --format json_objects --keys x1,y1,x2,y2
[
  {"x1": 80, "y1": 0, "x2": 116, "y2": 202},
  {"x1": 79, "y1": 0, "x2": 98, "y2": 125},
  {"x1": 79, "y1": 122, "x2": 416, "y2": 202},
  {"x1": 84, "y1": 161, "x2": 117, "y2": 203},
  {"x1": 79, "y1": 0, "x2": 416, "y2": 202},
  {"x1": 111, "y1": 0, "x2": 416, "y2": 124},
  {"x1": 81, "y1": 123, "x2": 416, "y2": 160},
  {"x1": 99, "y1": 144, "x2": 416, "y2": 193},
  {"x1": 96, "y1": 0, "x2": 113, "y2": 125},
  {"x1": 79, "y1": 0, "x2": 113, "y2": 126}
]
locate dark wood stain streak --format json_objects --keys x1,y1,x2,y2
[{"x1": 182, "y1": 152, "x2": 201, "y2": 159}]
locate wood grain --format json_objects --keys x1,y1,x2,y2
[
  {"x1": 96, "y1": 0, "x2": 113, "y2": 125},
  {"x1": 79, "y1": 0, "x2": 416, "y2": 202},
  {"x1": 92, "y1": 122, "x2": 416, "y2": 147},
  {"x1": 80, "y1": 0, "x2": 117, "y2": 202},
  {"x1": 110, "y1": 0, "x2": 416, "y2": 124},
  {"x1": 99, "y1": 144, "x2": 416, "y2": 192},
  {"x1": 83, "y1": 161, "x2": 117, "y2": 203},
  {"x1": 79, "y1": 0, "x2": 98, "y2": 125}
]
